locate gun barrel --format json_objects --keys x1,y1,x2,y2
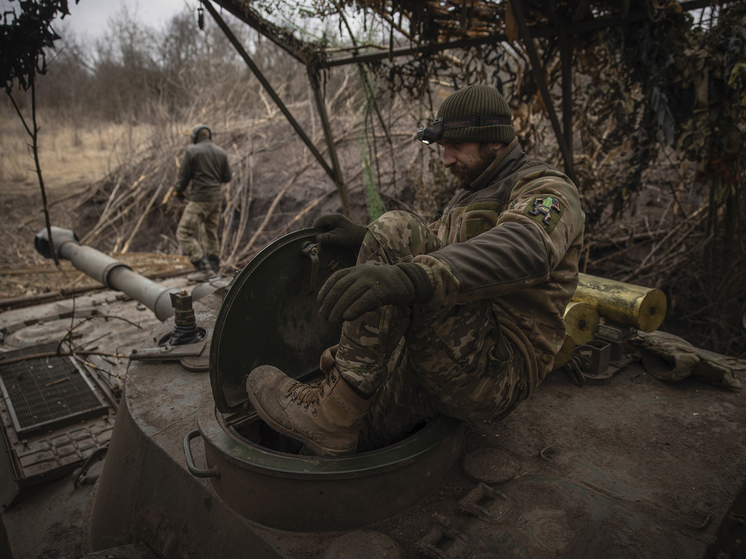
[{"x1": 35, "y1": 227, "x2": 177, "y2": 321}]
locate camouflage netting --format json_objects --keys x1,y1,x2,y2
[{"x1": 241, "y1": 0, "x2": 745, "y2": 357}]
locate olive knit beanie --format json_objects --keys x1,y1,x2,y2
[{"x1": 437, "y1": 85, "x2": 515, "y2": 144}]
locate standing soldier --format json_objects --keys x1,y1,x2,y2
[{"x1": 173, "y1": 124, "x2": 232, "y2": 281}]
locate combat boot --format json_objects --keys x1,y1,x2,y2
[
  {"x1": 187, "y1": 256, "x2": 218, "y2": 282},
  {"x1": 246, "y1": 346, "x2": 371, "y2": 456},
  {"x1": 207, "y1": 254, "x2": 221, "y2": 276}
]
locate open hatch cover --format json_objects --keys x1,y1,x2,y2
[{"x1": 209, "y1": 229, "x2": 356, "y2": 413}]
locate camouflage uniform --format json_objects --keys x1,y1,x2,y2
[
  {"x1": 336, "y1": 138, "x2": 585, "y2": 445},
  {"x1": 175, "y1": 138, "x2": 232, "y2": 262},
  {"x1": 176, "y1": 201, "x2": 222, "y2": 262}
]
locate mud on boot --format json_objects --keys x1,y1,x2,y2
[{"x1": 246, "y1": 348, "x2": 371, "y2": 456}]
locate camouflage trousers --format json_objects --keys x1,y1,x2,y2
[
  {"x1": 334, "y1": 211, "x2": 529, "y2": 448},
  {"x1": 176, "y1": 201, "x2": 221, "y2": 262}
]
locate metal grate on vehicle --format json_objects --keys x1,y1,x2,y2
[{"x1": 0, "y1": 343, "x2": 108, "y2": 437}]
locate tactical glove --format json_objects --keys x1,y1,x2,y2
[
  {"x1": 313, "y1": 214, "x2": 368, "y2": 250},
  {"x1": 318, "y1": 262, "x2": 434, "y2": 323}
]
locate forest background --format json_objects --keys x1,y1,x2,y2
[{"x1": 1, "y1": 0, "x2": 745, "y2": 358}]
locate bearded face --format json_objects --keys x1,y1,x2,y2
[{"x1": 443, "y1": 142, "x2": 498, "y2": 188}]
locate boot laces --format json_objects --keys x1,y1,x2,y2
[{"x1": 286, "y1": 369, "x2": 335, "y2": 406}]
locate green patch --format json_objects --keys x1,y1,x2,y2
[
  {"x1": 464, "y1": 219, "x2": 492, "y2": 239},
  {"x1": 465, "y1": 201, "x2": 502, "y2": 212},
  {"x1": 524, "y1": 195, "x2": 564, "y2": 234},
  {"x1": 461, "y1": 201, "x2": 501, "y2": 240}
]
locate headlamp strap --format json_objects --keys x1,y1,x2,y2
[{"x1": 434, "y1": 115, "x2": 512, "y2": 133}]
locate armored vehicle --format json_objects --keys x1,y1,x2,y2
[{"x1": 0, "y1": 226, "x2": 744, "y2": 559}]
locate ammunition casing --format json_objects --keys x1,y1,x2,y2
[
  {"x1": 563, "y1": 301, "x2": 599, "y2": 345},
  {"x1": 553, "y1": 333, "x2": 576, "y2": 369},
  {"x1": 573, "y1": 273, "x2": 667, "y2": 332}
]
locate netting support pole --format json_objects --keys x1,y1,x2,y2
[
  {"x1": 202, "y1": 0, "x2": 341, "y2": 193},
  {"x1": 308, "y1": 67, "x2": 350, "y2": 216}
]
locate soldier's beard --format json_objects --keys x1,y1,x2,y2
[{"x1": 448, "y1": 146, "x2": 497, "y2": 188}]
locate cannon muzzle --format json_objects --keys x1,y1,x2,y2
[{"x1": 35, "y1": 226, "x2": 178, "y2": 321}]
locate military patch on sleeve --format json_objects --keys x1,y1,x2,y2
[{"x1": 524, "y1": 195, "x2": 564, "y2": 234}]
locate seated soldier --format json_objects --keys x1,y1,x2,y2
[{"x1": 246, "y1": 84, "x2": 585, "y2": 456}]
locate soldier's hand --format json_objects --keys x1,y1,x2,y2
[
  {"x1": 172, "y1": 191, "x2": 185, "y2": 202},
  {"x1": 312, "y1": 214, "x2": 367, "y2": 250},
  {"x1": 317, "y1": 262, "x2": 434, "y2": 323}
]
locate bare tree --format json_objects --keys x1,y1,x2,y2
[{"x1": 1, "y1": 0, "x2": 83, "y2": 267}]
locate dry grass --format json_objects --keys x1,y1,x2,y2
[
  {"x1": 0, "y1": 75, "x2": 392, "y2": 277},
  {"x1": 0, "y1": 110, "x2": 194, "y2": 275},
  {"x1": 0, "y1": 111, "x2": 153, "y2": 193}
]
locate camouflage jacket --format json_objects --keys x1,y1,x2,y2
[
  {"x1": 414, "y1": 138, "x2": 585, "y2": 389},
  {"x1": 174, "y1": 139, "x2": 232, "y2": 202}
]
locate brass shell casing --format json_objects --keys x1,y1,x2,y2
[
  {"x1": 573, "y1": 273, "x2": 667, "y2": 332},
  {"x1": 553, "y1": 334, "x2": 577, "y2": 369},
  {"x1": 562, "y1": 301, "x2": 600, "y2": 346}
]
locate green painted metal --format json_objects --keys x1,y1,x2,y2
[
  {"x1": 197, "y1": 392, "x2": 466, "y2": 531},
  {"x1": 201, "y1": 403, "x2": 464, "y2": 479}
]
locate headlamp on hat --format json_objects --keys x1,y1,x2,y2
[
  {"x1": 416, "y1": 119, "x2": 444, "y2": 145},
  {"x1": 416, "y1": 115, "x2": 512, "y2": 145}
]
